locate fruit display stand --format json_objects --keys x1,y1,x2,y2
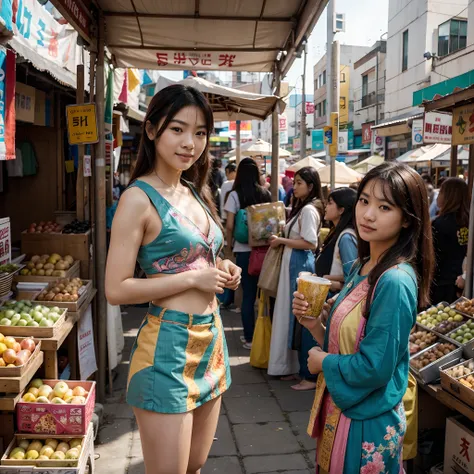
[
  {"x1": 34, "y1": 281, "x2": 93, "y2": 313},
  {"x1": 20, "y1": 231, "x2": 92, "y2": 280},
  {"x1": 14, "y1": 261, "x2": 80, "y2": 284},
  {"x1": 0, "y1": 422, "x2": 95, "y2": 474}
]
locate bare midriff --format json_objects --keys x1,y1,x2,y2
[{"x1": 148, "y1": 273, "x2": 219, "y2": 315}]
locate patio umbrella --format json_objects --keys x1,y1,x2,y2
[
  {"x1": 224, "y1": 139, "x2": 257, "y2": 160},
  {"x1": 287, "y1": 156, "x2": 326, "y2": 172},
  {"x1": 317, "y1": 161, "x2": 364, "y2": 185},
  {"x1": 351, "y1": 155, "x2": 385, "y2": 174},
  {"x1": 241, "y1": 139, "x2": 292, "y2": 157}
]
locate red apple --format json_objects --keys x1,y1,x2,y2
[
  {"x1": 20, "y1": 338, "x2": 35, "y2": 353},
  {"x1": 3, "y1": 349, "x2": 16, "y2": 365}
]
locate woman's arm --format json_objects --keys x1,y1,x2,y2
[
  {"x1": 105, "y1": 189, "x2": 230, "y2": 305},
  {"x1": 271, "y1": 236, "x2": 316, "y2": 250}
]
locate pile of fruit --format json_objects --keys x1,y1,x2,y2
[
  {"x1": 62, "y1": 220, "x2": 90, "y2": 234},
  {"x1": 410, "y1": 342, "x2": 457, "y2": 370},
  {"x1": 456, "y1": 298, "x2": 474, "y2": 316},
  {"x1": 0, "y1": 301, "x2": 63, "y2": 327},
  {"x1": 416, "y1": 304, "x2": 465, "y2": 333},
  {"x1": 444, "y1": 361, "x2": 474, "y2": 378},
  {"x1": 448, "y1": 321, "x2": 474, "y2": 345},
  {"x1": 36, "y1": 278, "x2": 84, "y2": 303},
  {"x1": 8, "y1": 437, "x2": 83, "y2": 461},
  {"x1": 0, "y1": 335, "x2": 36, "y2": 367},
  {"x1": 409, "y1": 329, "x2": 438, "y2": 355},
  {"x1": 25, "y1": 221, "x2": 62, "y2": 234},
  {"x1": 22, "y1": 379, "x2": 89, "y2": 404},
  {"x1": 19, "y1": 254, "x2": 74, "y2": 278},
  {"x1": 0, "y1": 263, "x2": 20, "y2": 275}
]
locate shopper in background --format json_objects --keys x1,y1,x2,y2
[
  {"x1": 267, "y1": 167, "x2": 324, "y2": 390},
  {"x1": 429, "y1": 176, "x2": 446, "y2": 220},
  {"x1": 225, "y1": 158, "x2": 271, "y2": 349},
  {"x1": 209, "y1": 157, "x2": 224, "y2": 215},
  {"x1": 220, "y1": 162, "x2": 237, "y2": 222},
  {"x1": 431, "y1": 177, "x2": 470, "y2": 304},
  {"x1": 315, "y1": 187, "x2": 358, "y2": 294}
]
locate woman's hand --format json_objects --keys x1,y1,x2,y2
[
  {"x1": 320, "y1": 295, "x2": 338, "y2": 326},
  {"x1": 456, "y1": 275, "x2": 466, "y2": 290},
  {"x1": 292, "y1": 292, "x2": 320, "y2": 331},
  {"x1": 268, "y1": 235, "x2": 282, "y2": 249},
  {"x1": 192, "y1": 268, "x2": 231, "y2": 294},
  {"x1": 218, "y1": 259, "x2": 242, "y2": 290},
  {"x1": 307, "y1": 346, "x2": 328, "y2": 374},
  {"x1": 323, "y1": 275, "x2": 343, "y2": 293}
]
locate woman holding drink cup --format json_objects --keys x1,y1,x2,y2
[
  {"x1": 293, "y1": 162, "x2": 434, "y2": 473},
  {"x1": 267, "y1": 167, "x2": 325, "y2": 390}
]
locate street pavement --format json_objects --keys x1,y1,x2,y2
[{"x1": 95, "y1": 305, "x2": 316, "y2": 474}]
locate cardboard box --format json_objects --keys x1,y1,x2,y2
[
  {"x1": 444, "y1": 416, "x2": 474, "y2": 473},
  {"x1": 16, "y1": 380, "x2": 95, "y2": 435}
]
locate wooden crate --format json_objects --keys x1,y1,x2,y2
[
  {"x1": 14, "y1": 261, "x2": 80, "y2": 284},
  {"x1": 0, "y1": 310, "x2": 67, "y2": 339},
  {"x1": 440, "y1": 359, "x2": 474, "y2": 408},
  {"x1": 34, "y1": 281, "x2": 92, "y2": 313},
  {"x1": 0, "y1": 340, "x2": 42, "y2": 378},
  {"x1": 0, "y1": 422, "x2": 94, "y2": 471},
  {"x1": 0, "y1": 352, "x2": 44, "y2": 394},
  {"x1": 20, "y1": 231, "x2": 91, "y2": 279}
]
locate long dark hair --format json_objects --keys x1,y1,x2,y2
[
  {"x1": 232, "y1": 158, "x2": 271, "y2": 209},
  {"x1": 322, "y1": 187, "x2": 357, "y2": 250},
  {"x1": 438, "y1": 177, "x2": 470, "y2": 228},
  {"x1": 130, "y1": 84, "x2": 219, "y2": 224},
  {"x1": 289, "y1": 167, "x2": 324, "y2": 221},
  {"x1": 356, "y1": 162, "x2": 434, "y2": 314}
]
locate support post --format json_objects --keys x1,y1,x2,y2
[
  {"x1": 330, "y1": 40, "x2": 340, "y2": 190},
  {"x1": 55, "y1": 91, "x2": 63, "y2": 210},
  {"x1": 76, "y1": 65, "x2": 85, "y2": 221},
  {"x1": 300, "y1": 43, "x2": 307, "y2": 159},
  {"x1": 89, "y1": 51, "x2": 97, "y2": 283},
  {"x1": 450, "y1": 145, "x2": 458, "y2": 177},
  {"x1": 236, "y1": 120, "x2": 241, "y2": 165},
  {"x1": 466, "y1": 144, "x2": 474, "y2": 299},
  {"x1": 94, "y1": 13, "x2": 107, "y2": 403},
  {"x1": 271, "y1": 71, "x2": 281, "y2": 201}
]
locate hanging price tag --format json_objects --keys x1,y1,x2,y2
[{"x1": 83, "y1": 155, "x2": 92, "y2": 177}]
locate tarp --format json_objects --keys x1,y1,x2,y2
[
  {"x1": 224, "y1": 139, "x2": 257, "y2": 159},
  {"x1": 97, "y1": 0, "x2": 328, "y2": 75},
  {"x1": 287, "y1": 156, "x2": 325, "y2": 172},
  {"x1": 350, "y1": 155, "x2": 385, "y2": 173},
  {"x1": 396, "y1": 145, "x2": 450, "y2": 164},
  {"x1": 317, "y1": 161, "x2": 364, "y2": 185},
  {"x1": 241, "y1": 139, "x2": 291, "y2": 157},
  {"x1": 155, "y1": 75, "x2": 285, "y2": 121}
]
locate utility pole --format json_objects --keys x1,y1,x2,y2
[
  {"x1": 300, "y1": 42, "x2": 307, "y2": 159},
  {"x1": 271, "y1": 70, "x2": 281, "y2": 201}
]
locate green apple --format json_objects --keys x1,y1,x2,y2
[
  {"x1": 49, "y1": 313, "x2": 60, "y2": 323},
  {"x1": 11, "y1": 314, "x2": 21, "y2": 326},
  {"x1": 33, "y1": 311, "x2": 44, "y2": 323},
  {"x1": 39, "y1": 318, "x2": 52, "y2": 327},
  {"x1": 20, "y1": 313, "x2": 32, "y2": 323},
  {"x1": 0, "y1": 318, "x2": 11, "y2": 326},
  {"x1": 27, "y1": 321, "x2": 39, "y2": 327},
  {"x1": 4, "y1": 300, "x2": 15, "y2": 307},
  {"x1": 4, "y1": 309, "x2": 15, "y2": 319},
  {"x1": 40, "y1": 307, "x2": 50, "y2": 316},
  {"x1": 16, "y1": 320, "x2": 27, "y2": 327}
]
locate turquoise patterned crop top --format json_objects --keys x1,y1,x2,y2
[{"x1": 128, "y1": 180, "x2": 224, "y2": 275}]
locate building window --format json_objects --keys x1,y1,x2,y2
[
  {"x1": 362, "y1": 74, "x2": 369, "y2": 97},
  {"x1": 438, "y1": 19, "x2": 467, "y2": 57},
  {"x1": 402, "y1": 30, "x2": 409, "y2": 72},
  {"x1": 316, "y1": 102, "x2": 322, "y2": 118},
  {"x1": 322, "y1": 70, "x2": 326, "y2": 85},
  {"x1": 322, "y1": 99, "x2": 327, "y2": 116}
]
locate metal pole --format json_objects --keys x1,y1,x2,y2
[
  {"x1": 271, "y1": 71, "x2": 281, "y2": 201},
  {"x1": 375, "y1": 48, "x2": 379, "y2": 126},
  {"x1": 326, "y1": 0, "x2": 334, "y2": 122},
  {"x1": 330, "y1": 40, "x2": 340, "y2": 190},
  {"x1": 76, "y1": 65, "x2": 85, "y2": 221},
  {"x1": 236, "y1": 120, "x2": 241, "y2": 165},
  {"x1": 300, "y1": 43, "x2": 307, "y2": 159},
  {"x1": 95, "y1": 12, "x2": 107, "y2": 403}
]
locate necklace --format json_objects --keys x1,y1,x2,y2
[{"x1": 154, "y1": 170, "x2": 179, "y2": 190}]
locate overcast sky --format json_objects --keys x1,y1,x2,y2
[{"x1": 159, "y1": 0, "x2": 389, "y2": 96}]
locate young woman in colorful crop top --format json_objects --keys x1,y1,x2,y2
[{"x1": 105, "y1": 85, "x2": 242, "y2": 474}]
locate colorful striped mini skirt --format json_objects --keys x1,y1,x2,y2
[{"x1": 126, "y1": 303, "x2": 232, "y2": 414}]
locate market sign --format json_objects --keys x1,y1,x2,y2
[
  {"x1": 311, "y1": 130, "x2": 324, "y2": 151},
  {"x1": 50, "y1": 0, "x2": 93, "y2": 45},
  {"x1": 0, "y1": 218, "x2": 10, "y2": 265},
  {"x1": 155, "y1": 51, "x2": 253, "y2": 70},
  {"x1": 412, "y1": 119, "x2": 424, "y2": 145},
  {"x1": 423, "y1": 112, "x2": 452, "y2": 144},
  {"x1": 66, "y1": 103, "x2": 99, "y2": 145},
  {"x1": 362, "y1": 123, "x2": 373, "y2": 145},
  {"x1": 305, "y1": 102, "x2": 315, "y2": 115},
  {"x1": 452, "y1": 103, "x2": 474, "y2": 145}
]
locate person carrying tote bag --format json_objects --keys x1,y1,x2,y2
[{"x1": 250, "y1": 291, "x2": 272, "y2": 369}]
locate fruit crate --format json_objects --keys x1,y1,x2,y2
[
  {"x1": 416, "y1": 301, "x2": 470, "y2": 338},
  {"x1": 14, "y1": 261, "x2": 80, "y2": 284},
  {"x1": 0, "y1": 422, "x2": 94, "y2": 471},
  {"x1": 409, "y1": 343, "x2": 462, "y2": 384},
  {"x1": 440, "y1": 359, "x2": 474, "y2": 409},
  {"x1": 0, "y1": 309, "x2": 67, "y2": 339},
  {"x1": 409, "y1": 325, "x2": 441, "y2": 359},
  {"x1": 451, "y1": 297, "x2": 474, "y2": 319},
  {"x1": 16, "y1": 380, "x2": 96, "y2": 435},
  {"x1": 0, "y1": 266, "x2": 24, "y2": 298},
  {"x1": 0, "y1": 339, "x2": 42, "y2": 378},
  {"x1": 33, "y1": 280, "x2": 93, "y2": 312}
]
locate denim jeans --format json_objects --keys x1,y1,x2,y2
[{"x1": 235, "y1": 252, "x2": 259, "y2": 342}]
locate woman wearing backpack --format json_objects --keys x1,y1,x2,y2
[
  {"x1": 267, "y1": 167, "x2": 324, "y2": 389},
  {"x1": 225, "y1": 158, "x2": 271, "y2": 349}
]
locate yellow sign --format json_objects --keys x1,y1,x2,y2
[
  {"x1": 330, "y1": 112, "x2": 339, "y2": 157},
  {"x1": 452, "y1": 103, "x2": 474, "y2": 145},
  {"x1": 66, "y1": 103, "x2": 99, "y2": 145},
  {"x1": 339, "y1": 65, "x2": 350, "y2": 125}
]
